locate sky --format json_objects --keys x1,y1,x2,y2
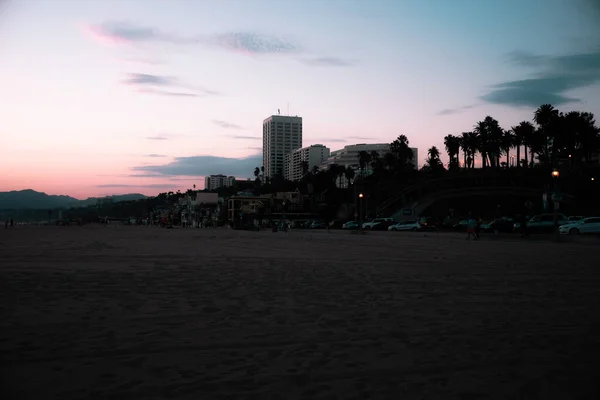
[{"x1": 1, "y1": 0, "x2": 599, "y2": 199}]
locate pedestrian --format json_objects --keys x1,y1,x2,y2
[
  {"x1": 466, "y1": 214, "x2": 476, "y2": 240},
  {"x1": 9, "y1": 218, "x2": 14, "y2": 228}
]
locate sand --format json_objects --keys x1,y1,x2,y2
[{"x1": 1, "y1": 226, "x2": 599, "y2": 399}]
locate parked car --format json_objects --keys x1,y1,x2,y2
[
  {"x1": 559, "y1": 217, "x2": 600, "y2": 235},
  {"x1": 342, "y1": 221, "x2": 360, "y2": 230},
  {"x1": 328, "y1": 220, "x2": 345, "y2": 229},
  {"x1": 362, "y1": 218, "x2": 395, "y2": 230},
  {"x1": 417, "y1": 217, "x2": 437, "y2": 231},
  {"x1": 453, "y1": 219, "x2": 469, "y2": 230},
  {"x1": 481, "y1": 217, "x2": 514, "y2": 234},
  {"x1": 370, "y1": 220, "x2": 396, "y2": 231},
  {"x1": 388, "y1": 220, "x2": 421, "y2": 231},
  {"x1": 310, "y1": 220, "x2": 327, "y2": 229},
  {"x1": 513, "y1": 213, "x2": 568, "y2": 233}
]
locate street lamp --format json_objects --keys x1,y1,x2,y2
[
  {"x1": 358, "y1": 193, "x2": 364, "y2": 229},
  {"x1": 551, "y1": 169, "x2": 560, "y2": 237}
]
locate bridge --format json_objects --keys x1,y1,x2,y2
[{"x1": 374, "y1": 170, "x2": 567, "y2": 219}]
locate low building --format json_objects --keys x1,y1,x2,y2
[
  {"x1": 284, "y1": 144, "x2": 330, "y2": 181},
  {"x1": 205, "y1": 175, "x2": 235, "y2": 190},
  {"x1": 227, "y1": 196, "x2": 272, "y2": 226}
]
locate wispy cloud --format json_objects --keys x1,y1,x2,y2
[
  {"x1": 347, "y1": 136, "x2": 377, "y2": 140},
  {"x1": 131, "y1": 155, "x2": 262, "y2": 177},
  {"x1": 145, "y1": 135, "x2": 170, "y2": 140},
  {"x1": 145, "y1": 154, "x2": 167, "y2": 158},
  {"x1": 97, "y1": 183, "x2": 177, "y2": 189},
  {"x1": 307, "y1": 138, "x2": 347, "y2": 143},
  {"x1": 84, "y1": 21, "x2": 350, "y2": 65},
  {"x1": 437, "y1": 104, "x2": 477, "y2": 116},
  {"x1": 299, "y1": 56, "x2": 355, "y2": 67},
  {"x1": 213, "y1": 120, "x2": 243, "y2": 129},
  {"x1": 83, "y1": 21, "x2": 182, "y2": 45},
  {"x1": 123, "y1": 73, "x2": 218, "y2": 98},
  {"x1": 208, "y1": 32, "x2": 300, "y2": 54},
  {"x1": 85, "y1": 21, "x2": 300, "y2": 55},
  {"x1": 225, "y1": 134, "x2": 261, "y2": 140}
]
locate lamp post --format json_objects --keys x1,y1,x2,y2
[
  {"x1": 358, "y1": 193, "x2": 364, "y2": 229},
  {"x1": 551, "y1": 169, "x2": 560, "y2": 237}
]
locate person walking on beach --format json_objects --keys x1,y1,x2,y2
[
  {"x1": 9, "y1": 218, "x2": 14, "y2": 228},
  {"x1": 466, "y1": 214, "x2": 476, "y2": 240}
]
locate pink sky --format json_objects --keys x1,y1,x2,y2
[{"x1": 1, "y1": 0, "x2": 599, "y2": 199}]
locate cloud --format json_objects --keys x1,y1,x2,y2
[
  {"x1": 307, "y1": 138, "x2": 347, "y2": 143},
  {"x1": 299, "y1": 57, "x2": 355, "y2": 67},
  {"x1": 347, "y1": 136, "x2": 377, "y2": 140},
  {"x1": 131, "y1": 155, "x2": 262, "y2": 177},
  {"x1": 85, "y1": 21, "x2": 299, "y2": 55},
  {"x1": 145, "y1": 135, "x2": 170, "y2": 140},
  {"x1": 207, "y1": 32, "x2": 299, "y2": 54},
  {"x1": 123, "y1": 73, "x2": 218, "y2": 98},
  {"x1": 481, "y1": 49, "x2": 600, "y2": 107},
  {"x1": 84, "y1": 21, "x2": 182, "y2": 45},
  {"x1": 225, "y1": 135, "x2": 261, "y2": 140},
  {"x1": 97, "y1": 184, "x2": 177, "y2": 189},
  {"x1": 438, "y1": 104, "x2": 477, "y2": 116},
  {"x1": 145, "y1": 154, "x2": 167, "y2": 158},
  {"x1": 213, "y1": 120, "x2": 243, "y2": 129}
]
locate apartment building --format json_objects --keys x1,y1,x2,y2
[
  {"x1": 204, "y1": 174, "x2": 235, "y2": 191},
  {"x1": 321, "y1": 143, "x2": 419, "y2": 187},
  {"x1": 284, "y1": 144, "x2": 330, "y2": 181},
  {"x1": 262, "y1": 115, "x2": 302, "y2": 179},
  {"x1": 322, "y1": 143, "x2": 419, "y2": 171}
]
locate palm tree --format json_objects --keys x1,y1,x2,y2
[
  {"x1": 500, "y1": 129, "x2": 515, "y2": 168},
  {"x1": 423, "y1": 146, "x2": 444, "y2": 173},
  {"x1": 253, "y1": 167, "x2": 260, "y2": 178},
  {"x1": 512, "y1": 121, "x2": 535, "y2": 168},
  {"x1": 358, "y1": 150, "x2": 371, "y2": 177},
  {"x1": 474, "y1": 120, "x2": 489, "y2": 168},
  {"x1": 462, "y1": 131, "x2": 479, "y2": 169},
  {"x1": 444, "y1": 134, "x2": 461, "y2": 169},
  {"x1": 344, "y1": 167, "x2": 355, "y2": 187},
  {"x1": 460, "y1": 132, "x2": 472, "y2": 168},
  {"x1": 389, "y1": 134, "x2": 414, "y2": 171},
  {"x1": 534, "y1": 104, "x2": 560, "y2": 165}
]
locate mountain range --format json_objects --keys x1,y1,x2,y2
[{"x1": 0, "y1": 190, "x2": 147, "y2": 210}]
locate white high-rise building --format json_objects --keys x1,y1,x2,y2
[
  {"x1": 204, "y1": 174, "x2": 235, "y2": 190},
  {"x1": 284, "y1": 144, "x2": 331, "y2": 181},
  {"x1": 262, "y1": 115, "x2": 302, "y2": 179},
  {"x1": 322, "y1": 143, "x2": 419, "y2": 171},
  {"x1": 321, "y1": 143, "x2": 419, "y2": 188}
]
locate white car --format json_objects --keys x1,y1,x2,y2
[
  {"x1": 388, "y1": 220, "x2": 421, "y2": 231},
  {"x1": 362, "y1": 218, "x2": 394, "y2": 230},
  {"x1": 559, "y1": 217, "x2": 600, "y2": 235}
]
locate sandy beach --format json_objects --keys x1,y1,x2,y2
[{"x1": 1, "y1": 226, "x2": 599, "y2": 399}]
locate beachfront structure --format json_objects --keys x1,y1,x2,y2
[
  {"x1": 262, "y1": 114, "x2": 303, "y2": 180},
  {"x1": 204, "y1": 175, "x2": 235, "y2": 191},
  {"x1": 321, "y1": 143, "x2": 419, "y2": 187},
  {"x1": 284, "y1": 144, "x2": 330, "y2": 181}
]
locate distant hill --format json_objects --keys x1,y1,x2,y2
[{"x1": 0, "y1": 190, "x2": 147, "y2": 210}]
